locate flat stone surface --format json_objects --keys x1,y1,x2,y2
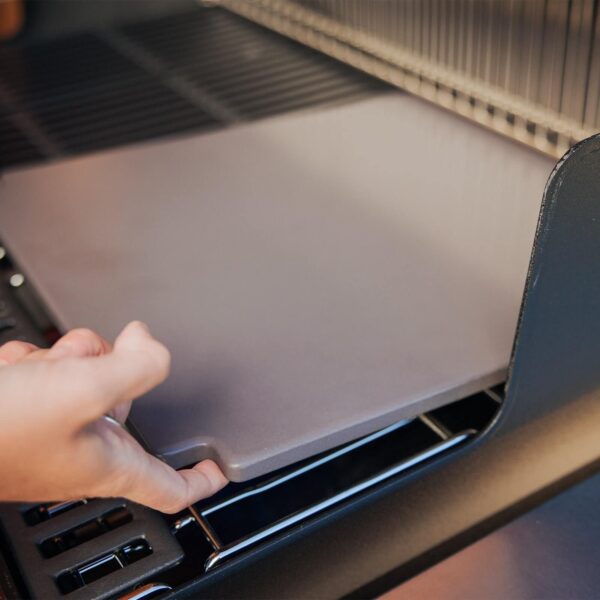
[{"x1": 0, "y1": 94, "x2": 553, "y2": 480}]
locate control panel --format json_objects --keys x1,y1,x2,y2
[{"x1": 0, "y1": 243, "x2": 57, "y2": 349}]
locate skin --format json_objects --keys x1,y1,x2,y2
[{"x1": 0, "y1": 321, "x2": 228, "y2": 513}]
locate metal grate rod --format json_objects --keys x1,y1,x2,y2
[{"x1": 216, "y1": 0, "x2": 600, "y2": 158}]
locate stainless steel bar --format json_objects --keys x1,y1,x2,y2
[
  {"x1": 589, "y1": 1, "x2": 600, "y2": 126},
  {"x1": 217, "y1": 0, "x2": 597, "y2": 157},
  {"x1": 582, "y1": 0, "x2": 600, "y2": 127},
  {"x1": 419, "y1": 414, "x2": 452, "y2": 441},
  {"x1": 187, "y1": 506, "x2": 223, "y2": 551}
]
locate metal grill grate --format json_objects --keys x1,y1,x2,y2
[
  {"x1": 120, "y1": 8, "x2": 383, "y2": 119},
  {"x1": 0, "y1": 6, "x2": 386, "y2": 172},
  {"x1": 219, "y1": 0, "x2": 600, "y2": 158},
  {"x1": 0, "y1": 115, "x2": 43, "y2": 167}
]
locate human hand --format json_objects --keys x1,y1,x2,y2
[{"x1": 0, "y1": 321, "x2": 228, "y2": 512}]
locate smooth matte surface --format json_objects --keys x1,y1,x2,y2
[{"x1": 0, "y1": 94, "x2": 553, "y2": 480}]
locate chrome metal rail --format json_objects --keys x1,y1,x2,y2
[
  {"x1": 188, "y1": 418, "x2": 474, "y2": 570},
  {"x1": 213, "y1": 0, "x2": 600, "y2": 158}
]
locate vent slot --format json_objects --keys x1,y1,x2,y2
[
  {"x1": 55, "y1": 539, "x2": 152, "y2": 595},
  {"x1": 0, "y1": 497, "x2": 183, "y2": 600},
  {"x1": 23, "y1": 500, "x2": 88, "y2": 527},
  {"x1": 39, "y1": 507, "x2": 133, "y2": 558}
]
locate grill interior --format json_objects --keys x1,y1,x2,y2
[
  {"x1": 0, "y1": 239, "x2": 504, "y2": 598},
  {"x1": 0, "y1": 5, "x2": 508, "y2": 598},
  {"x1": 0, "y1": 5, "x2": 387, "y2": 172}
]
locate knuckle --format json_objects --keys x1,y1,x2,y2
[
  {"x1": 0, "y1": 340, "x2": 38, "y2": 363},
  {"x1": 68, "y1": 328, "x2": 98, "y2": 341},
  {"x1": 0, "y1": 340, "x2": 34, "y2": 352},
  {"x1": 65, "y1": 328, "x2": 102, "y2": 351}
]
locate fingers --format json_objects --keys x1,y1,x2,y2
[
  {"x1": 0, "y1": 340, "x2": 38, "y2": 366},
  {"x1": 99, "y1": 321, "x2": 170, "y2": 412},
  {"x1": 0, "y1": 328, "x2": 112, "y2": 366},
  {"x1": 58, "y1": 321, "x2": 171, "y2": 423},
  {"x1": 46, "y1": 328, "x2": 112, "y2": 360},
  {"x1": 124, "y1": 455, "x2": 229, "y2": 513},
  {"x1": 0, "y1": 321, "x2": 169, "y2": 430}
]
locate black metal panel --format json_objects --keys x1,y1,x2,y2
[
  {"x1": 0, "y1": 499, "x2": 183, "y2": 600},
  {"x1": 395, "y1": 468, "x2": 600, "y2": 599},
  {"x1": 505, "y1": 136, "x2": 600, "y2": 422}
]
